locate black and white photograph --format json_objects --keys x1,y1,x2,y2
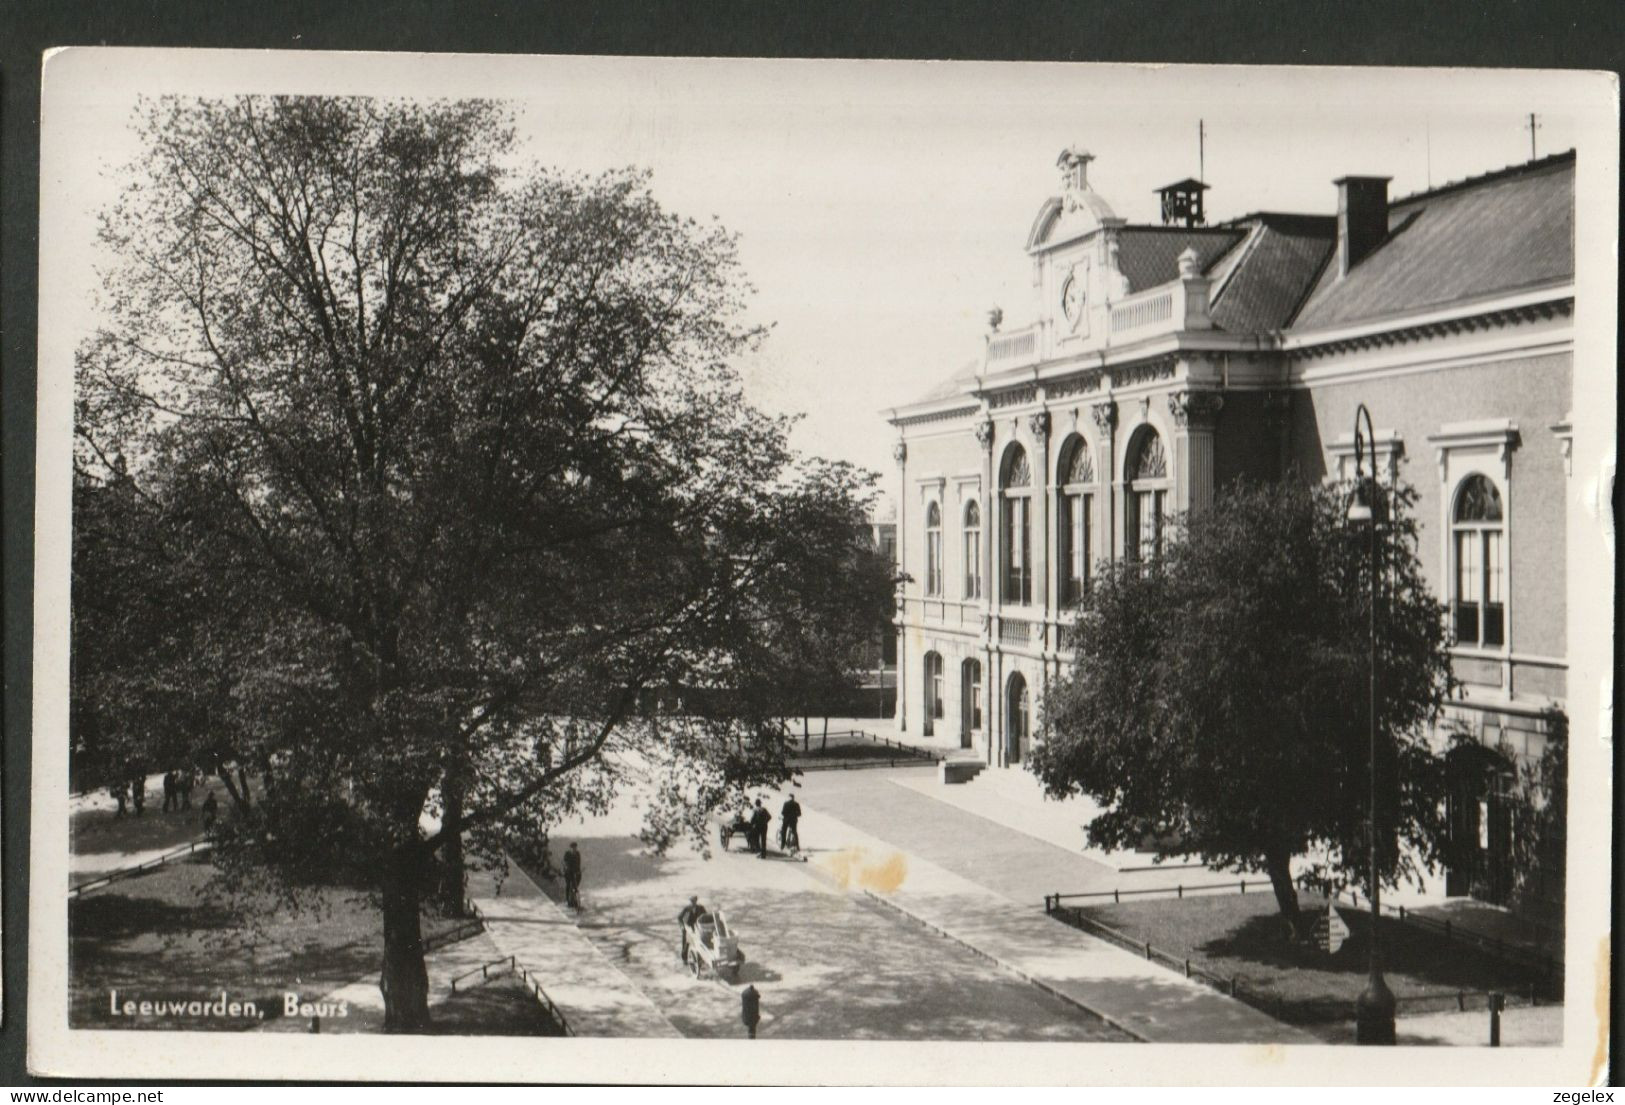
[{"x1": 26, "y1": 49, "x2": 1617, "y2": 1084}]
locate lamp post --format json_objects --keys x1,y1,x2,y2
[{"x1": 1348, "y1": 402, "x2": 1397, "y2": 1045}]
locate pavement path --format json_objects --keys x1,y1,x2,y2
[
  {"x1": 520, "y1": 793, "x2": 1129, "y2": 1041},
  {"x1": 529, "y1": 772, "x2": 1307, "y2": 1043},
  {"x1": 795, "y1": 766, "x2": 1128, "y2": 901},
  {"x1": 795, "y1": 792, "x2": 1316, "y2": 1044},
  {"x1": 467, "y1": 864, "x2": 682, "y2": 1038}
]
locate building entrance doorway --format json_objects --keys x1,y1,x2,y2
[
  {"x1": 922, "y1": 651, "x2": 943, "y2": 738},
  {"x1": 960, "y1": 659, "x2": 982, "y2": 750},
  {"x1": 1005, "y1": 672, "x2": 1029, "y2": 764}
]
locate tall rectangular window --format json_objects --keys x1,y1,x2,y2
[
  {"x1": 1003, "y1": 497, "x2": 1031, "y2": 605},
  {"x1": 1060, "y1": 493, "x2": 1091, "y2": 604},
  {"x1": 1133, "y1": 490, "x2": 1164, "y2": 563},
  {"x1": 1483, "y1": 531, "x2": 1504, "y2": 646},
  {"x1": 1454, "y1": 530, "x2": 1481, "y2": 645}
]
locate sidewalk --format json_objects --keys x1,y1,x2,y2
[
  {"x1": 797, "y1": 785, "x2": 1316, "y2": 1044},
  {"x1": 467, "y1": 864, "x2": 682, "y2": 1038},
  {"x1": 892, "y1": 766, "x2": 1215, "y2": 875}
]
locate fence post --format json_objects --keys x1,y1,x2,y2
[
  {"x1": 1488, "y1": 992, "x2": 1503, "y2": 1046},
  {"x1": 1114, "y1": 888, "x2": 1120, "y2": 904},
  {"x1": 1144, "y1": 942, "x2": 1152, "y2": 960},
  {"x1": 1240, "y1": 880, "x2": 1245, "y2": 894},
  {"x1": 1177, "y1": 884, "x2": 1183, "y2": 899},
  {"x1": 1184, "y1": 959, "x2": 1191, "y2": 979},
  {"x1": 1398, "y1": 904, "x2": 1405, "y2": 921},
  {"x1": 1229, "y1": 977, "x2": 1237, "y2": 997}
]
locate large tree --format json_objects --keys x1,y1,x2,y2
[
  {"x1": 74, "y1": 95, "x2": 888, "y2": 1030},
  {"x1": 1030, "y1": 478, "x2": 1457, "y2": 937}
]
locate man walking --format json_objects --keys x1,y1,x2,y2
[
  {"x1": 779, "y1": 794, "x2": 802, "y2": 854},
  {"x1": 678, "y1": 895, "x2": 704, "y2": 963},
  {"x1": 749, "y1": 799, "x2": 771, "y2": 859},
  {"x1": 562, "y1": 842, "x2": 583, "y2": 909}
]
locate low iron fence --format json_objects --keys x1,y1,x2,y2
[
  {"x1": 423, "y1": 915, "x2": 486, "y2": 954},
  {"x1": 513, "y1": 963, "x2": 575, "y2": 1036},
  {"x1": 789, "y1": 729, "x2": 944, "y2": 770},
  {"x1": 1050, "y1": 903, "x2": 1550, "y2": 1031},
  {"x1": 449, "y1": 954, "x2": 516, "y2": 991},
  {"x1": 1045, "y1": 880, "x2": 1563, "y2": 989},
  {"x1": 461, "y1": 898, "x2": 573, "y2": 1035},
  {"x1": 1331, "y1": 889, "x2": 1563, "y2": 984},
  {"x1": 68, "y1": 839, "x2": 214, "y2": 899}
]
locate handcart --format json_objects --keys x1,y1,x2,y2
[{"x1": 683, "y1": 908, "x2": 745, "y2": 983}]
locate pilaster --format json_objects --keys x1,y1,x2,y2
[
  {"x1": 1168, "y1": 390, "x2": 1224, "y2": 514},
  {"x1": 1091, "y1": 400, "x2": 1118, "y2": 562}
]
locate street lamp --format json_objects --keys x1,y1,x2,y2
[{"x1": 1348, "y1": 402, "x2": 1396, "y2": 1045}]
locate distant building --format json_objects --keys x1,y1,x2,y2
[{"x1": 883, "y1": 146, "x2": 1574, "y2": 907}]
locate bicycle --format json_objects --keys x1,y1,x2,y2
[{"x1": 777, "y1": 821, "x2": 801, "y2": 856}]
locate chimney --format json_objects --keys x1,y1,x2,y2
[{"x1": 1333, "y1": 175, "x2": 1391, "y2": 276}]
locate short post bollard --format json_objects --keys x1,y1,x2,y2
[
  {"x1": 310, "y1": 1016, "x2": 320, "y2": 1034},
  {"x1": 741, "y1": 984, "x2": 761, "y2": 1040},
  {"x1": 1488, "y1": 992, "x2": 1503, "y2": 1047}
]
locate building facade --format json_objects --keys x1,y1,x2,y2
[{"x1": 884, "y1": 147, "x2": 1574, "y2": 901}]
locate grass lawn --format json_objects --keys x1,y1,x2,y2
[
  {"x1": 427, "y1": 975, "x2": 567, "y2": 1036},
  {"x1": 71, "y1": 857, "x2": 467, "y2": 1032},
  {"x1": 72, "y1": 774, "x2": 263, "y2": 860},
  {"x1": 1074, "y1": 892, "x2": 1554, "y2": 1025}
]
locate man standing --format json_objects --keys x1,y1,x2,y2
[
  {"x1": 200, "y1": 790, "x2": 218, "y2": 833},
  {"x1": 749, "y1": 799, "x2": 771, "y2": 859},
  {"x1": 780, "y1": 794, "x2": 802, "y2": 854},
  {"x1": 562, "y1": 842, "x2": 583, "y2": 909},
  {"x1": 677, "y1": 895, "x2": 704, "y2": 963},
  {"x1": 161, "y1": 770, "x2": 176, "y2": 813}
]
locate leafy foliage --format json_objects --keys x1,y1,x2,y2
[
  {"x1": 73, "y1": 95, "x2": 885, "y2": 1028},
  {"x1": 1030, "y1": 478, "x2": 1457, "y2": 930}
]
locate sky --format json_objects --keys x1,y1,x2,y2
[{"x1": 39, "y1": 51, "x2": 1609, "y2": 483}]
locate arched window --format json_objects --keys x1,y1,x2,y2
[
  {"x1": 925, "y1": 501, "x2": 943, "y2": 596},
  {"x1": 1452, "y1": 475, "x2": 1504, "y2": 647},
  {"x1": 962, "y1": 500, "x2": 982, "y2": 599},
  {"x1": 923, "y1": 651, "x2": 944, "y2": 736},
  {"x1": 1000, "y1": 445, "x2": 1033, "y2": 605},
  {"x1": 1056, "y1": 435, "x2": 1095, "y2": 604},
  {"x1": 1006, "y1": 671, "x2": 1030, "y2": 764},
  {"x1": 1125, "y1": 428, "x2": 1169, "y2": 564}
]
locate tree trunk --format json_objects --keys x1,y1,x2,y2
[
  {"x1": 1263, "y1": 846, "x2": 1301, "y2": 940},
  {"x1": 380, "y1": 844, "x2": 432, "y2": 1033},
  {"x1": 438, "y1": 776, "x2": 467, "y2": 917}
]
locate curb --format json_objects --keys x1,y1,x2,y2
[{"x1": 858, "y1": 887, "x2": 1151, "y2": 1043}]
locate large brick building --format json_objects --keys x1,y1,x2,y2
[{"x1": 883, "y1": 146, "x2": 1574, "y2": 905}]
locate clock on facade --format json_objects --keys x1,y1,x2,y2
[{"x1": 1061, "y1": 267, "x2": 1086, "y2": 328}]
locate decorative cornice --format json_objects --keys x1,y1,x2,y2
[
  {"x1": 892, "y1": 404, "x2": 980, "y2": 428},
  {"x1": 1047, "y1": 368, "x2": 1106, "y2": 400},
  {"x1": 1090, "y1": 400, "x2": 1118, "y2": 435},
  {"x1": 988, "y1": 385, "x2": 1038, "y2": 410},
  {"x1": 1167, "y1": 389, "x2": 1224, "y2": 430},
  {"x1": 1292, "y1": 299, "x2": 1572, "y2": 359},
  {"x1": 1109, "y1": 356, "x2": 1178, "y2": 389}
]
